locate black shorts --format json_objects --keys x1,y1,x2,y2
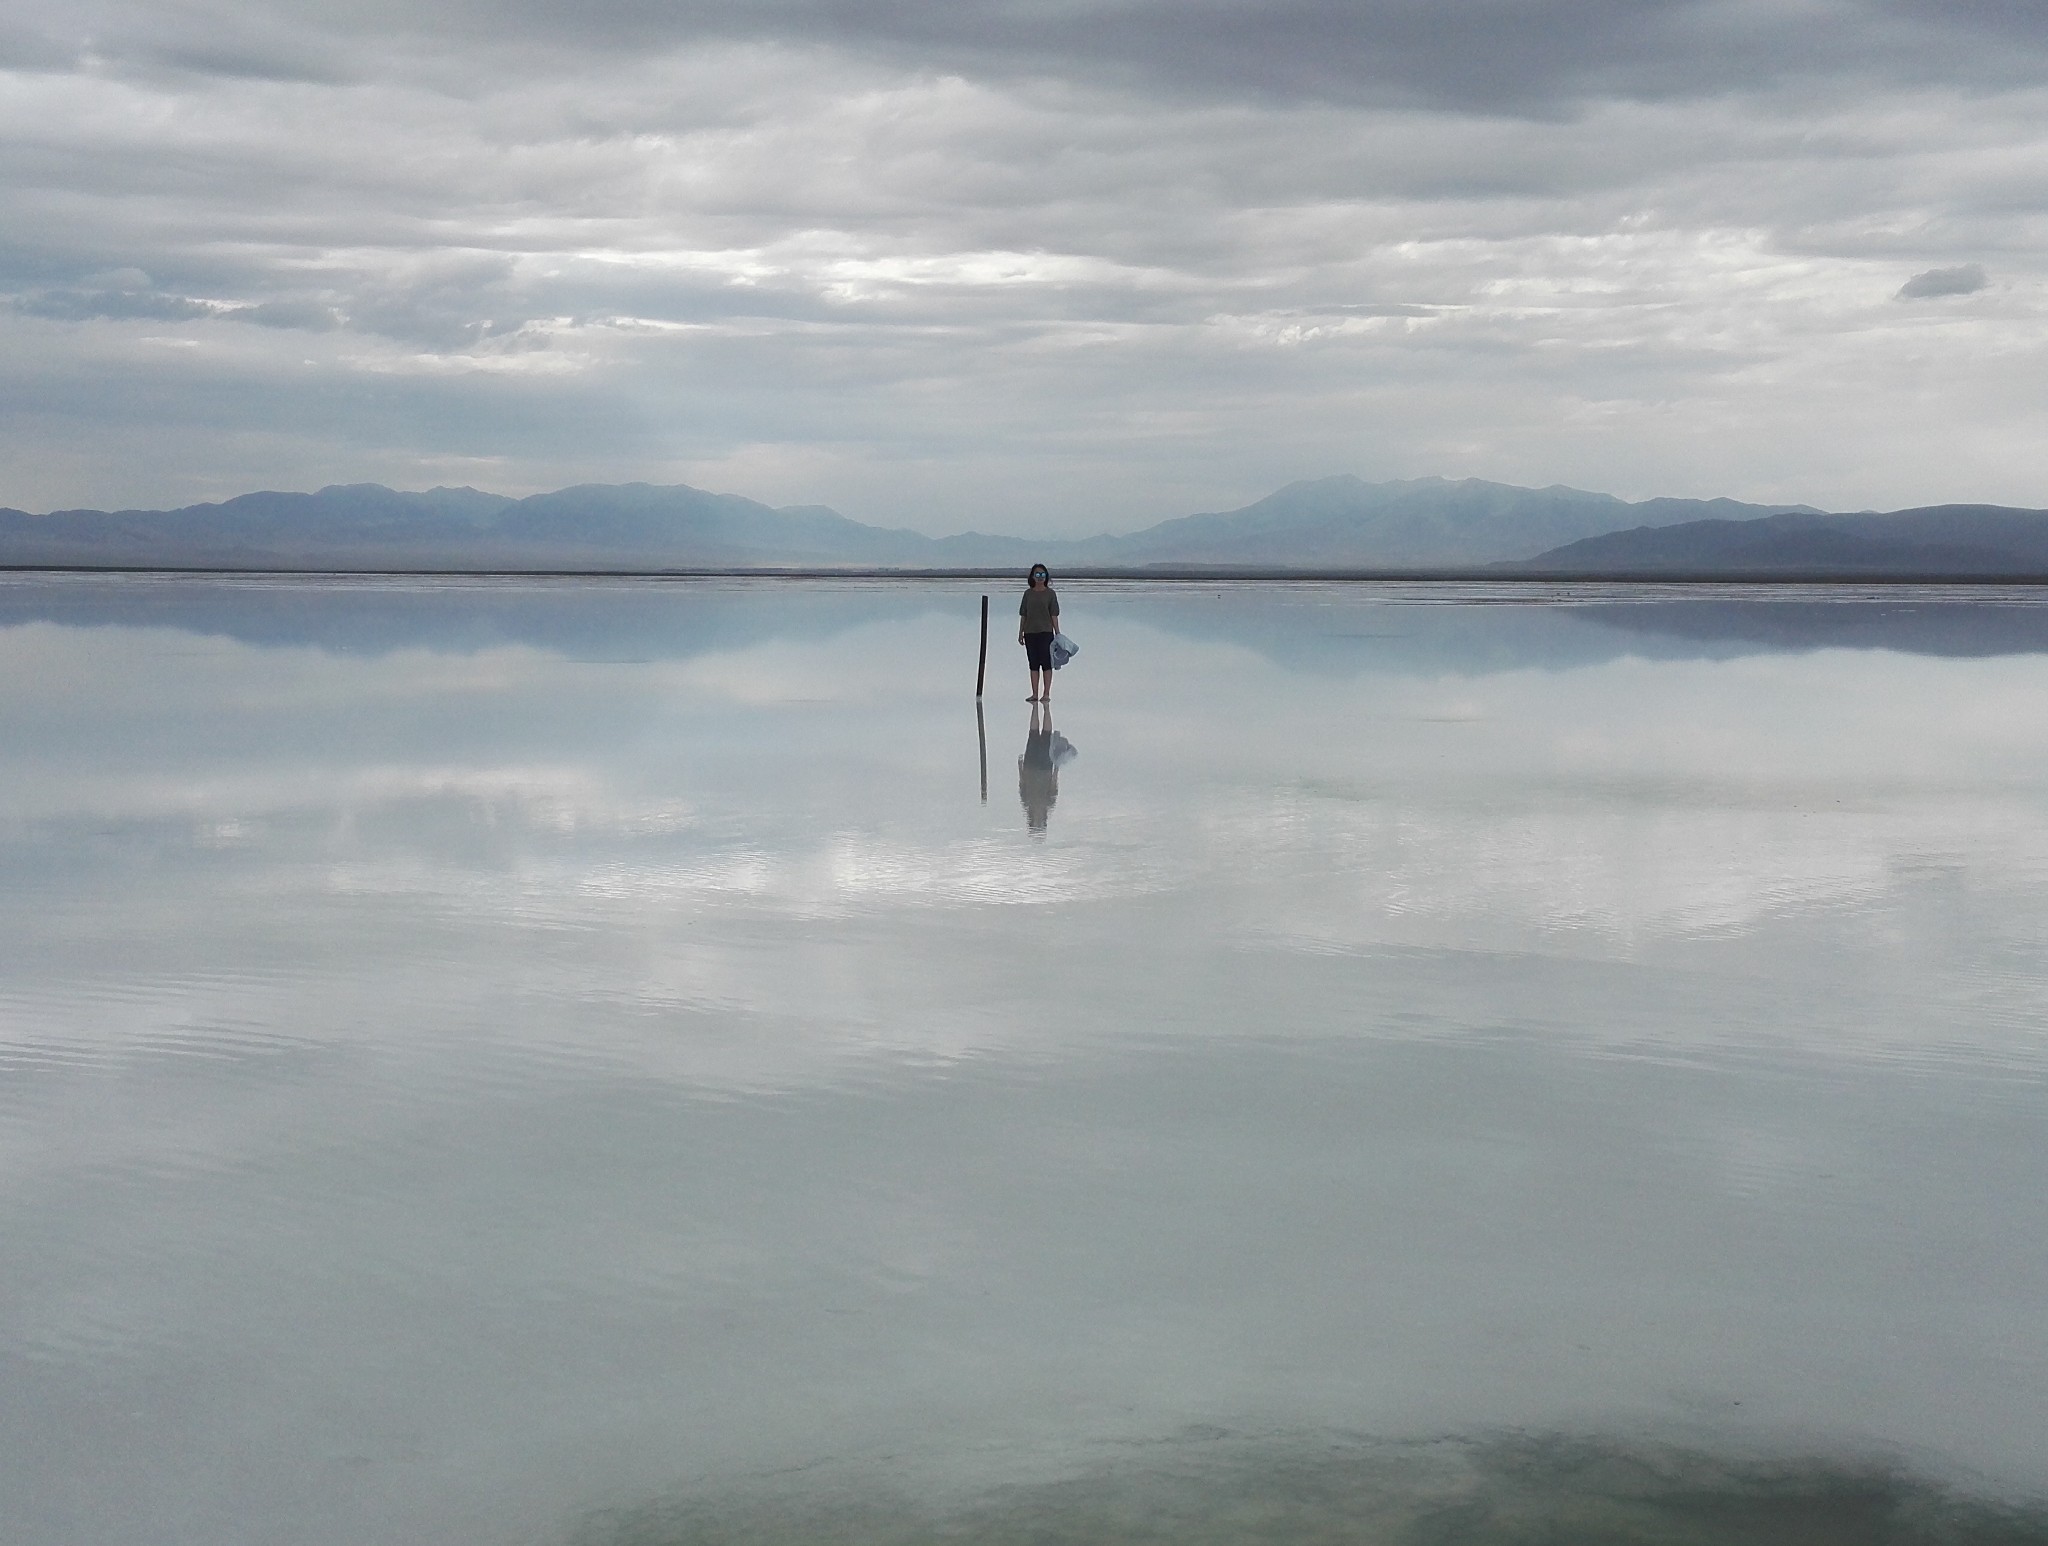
[{"x1": 1023, "y1": 631, "x2": 1055, "y2": 670}]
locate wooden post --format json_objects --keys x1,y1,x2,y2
[{"x1": 975, "y1": 594, "x2": 989, "y2": 699}]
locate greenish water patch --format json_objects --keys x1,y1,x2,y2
[{"x1": 570, "y1": 1434, "x2": 2048, "y2": 1546}]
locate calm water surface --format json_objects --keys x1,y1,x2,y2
[{"x1": 2, "y1": 576, "x2": 2046, "y2": 1545}]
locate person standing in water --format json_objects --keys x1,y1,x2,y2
[{"x1": 1018, "y1": 563, "x2": 1060, "y2": 702}]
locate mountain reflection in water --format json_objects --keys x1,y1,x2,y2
[{"x1": 8, "y1": 574, "x2": 2048, "y2": 675}]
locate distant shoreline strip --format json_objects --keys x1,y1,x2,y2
[{"x1": 6, "y1": 565, "x2": 2048, "y2": 586}]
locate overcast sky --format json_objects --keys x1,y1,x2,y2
[{"x1": 3, "y1": 1, "x2": 2045, "y2": 533}]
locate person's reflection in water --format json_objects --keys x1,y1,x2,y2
[{"x1": 1018, "y1": 702, "x2": 1076, "y2": 835}]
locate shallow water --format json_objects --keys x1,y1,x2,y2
[{"x1": 2, "y1": 576, "x2": 2046, "y2": 1546}]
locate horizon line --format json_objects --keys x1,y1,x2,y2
[{"x1": 7, "y1": 565, "x2": 2048, "y2": 587}]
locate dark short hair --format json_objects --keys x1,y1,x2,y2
[{"x1": 1027, "y1": 564, "x2": 1050, "y2": 581}]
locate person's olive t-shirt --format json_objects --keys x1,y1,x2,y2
[{"x1": 1019, "y1": 587, "x2": 1059, "y2": 635}]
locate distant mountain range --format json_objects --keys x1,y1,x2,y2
[
  {"x1": 1507, "y1": 505, "x2": 2048, "y2": 577},
  {"x1": 2, "y1": 474, "x2": 2045, "y2": 575}
]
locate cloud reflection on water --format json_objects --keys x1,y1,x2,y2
[
  {"x1": 2, "y1": 578, "x2": 2047, "y2": 1546},
  {"x1": 3, "y1": 580, "x2": 2047, "y2": 1075}
]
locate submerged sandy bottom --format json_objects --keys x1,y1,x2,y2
[{"x1": 577, "y1": 1432, "x2": 2048, "y2": 1546}]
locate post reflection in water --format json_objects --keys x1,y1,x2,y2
[{"x1": 1017, "y1": 701, "x2": 1076, "y2": 834}]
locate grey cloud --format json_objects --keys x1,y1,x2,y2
[
  {"x1": 1896, "y1": 263, "x2": 1988, "y2": 299},
  {"x1": 234, "y1": 299, "x2": 343, "y2": 330},
  {"x1": 5, "y1": 0, "x2": 2048, "y2": 525},
  {"x1": 17, "y1": 2, "x2": 361, "y2": 84},
  {"x1": 750, "y1": 0, "x2": 2048, "y2": 109},
  {"x1": 0, "y1": 20, "x2": 76, "y2": 71},
  {"x1": 19, "y1": 288, "x2": 223, "y2": 323},
  {"x1": 16, "y1": 0, "x2": 2048, "y2": 109},
  {"x1": 14, "y1": 287, "x2": 342, "y2": 331},
  {"x1": 145, "y1": 39, "x2": 352, "y2": 84}
]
